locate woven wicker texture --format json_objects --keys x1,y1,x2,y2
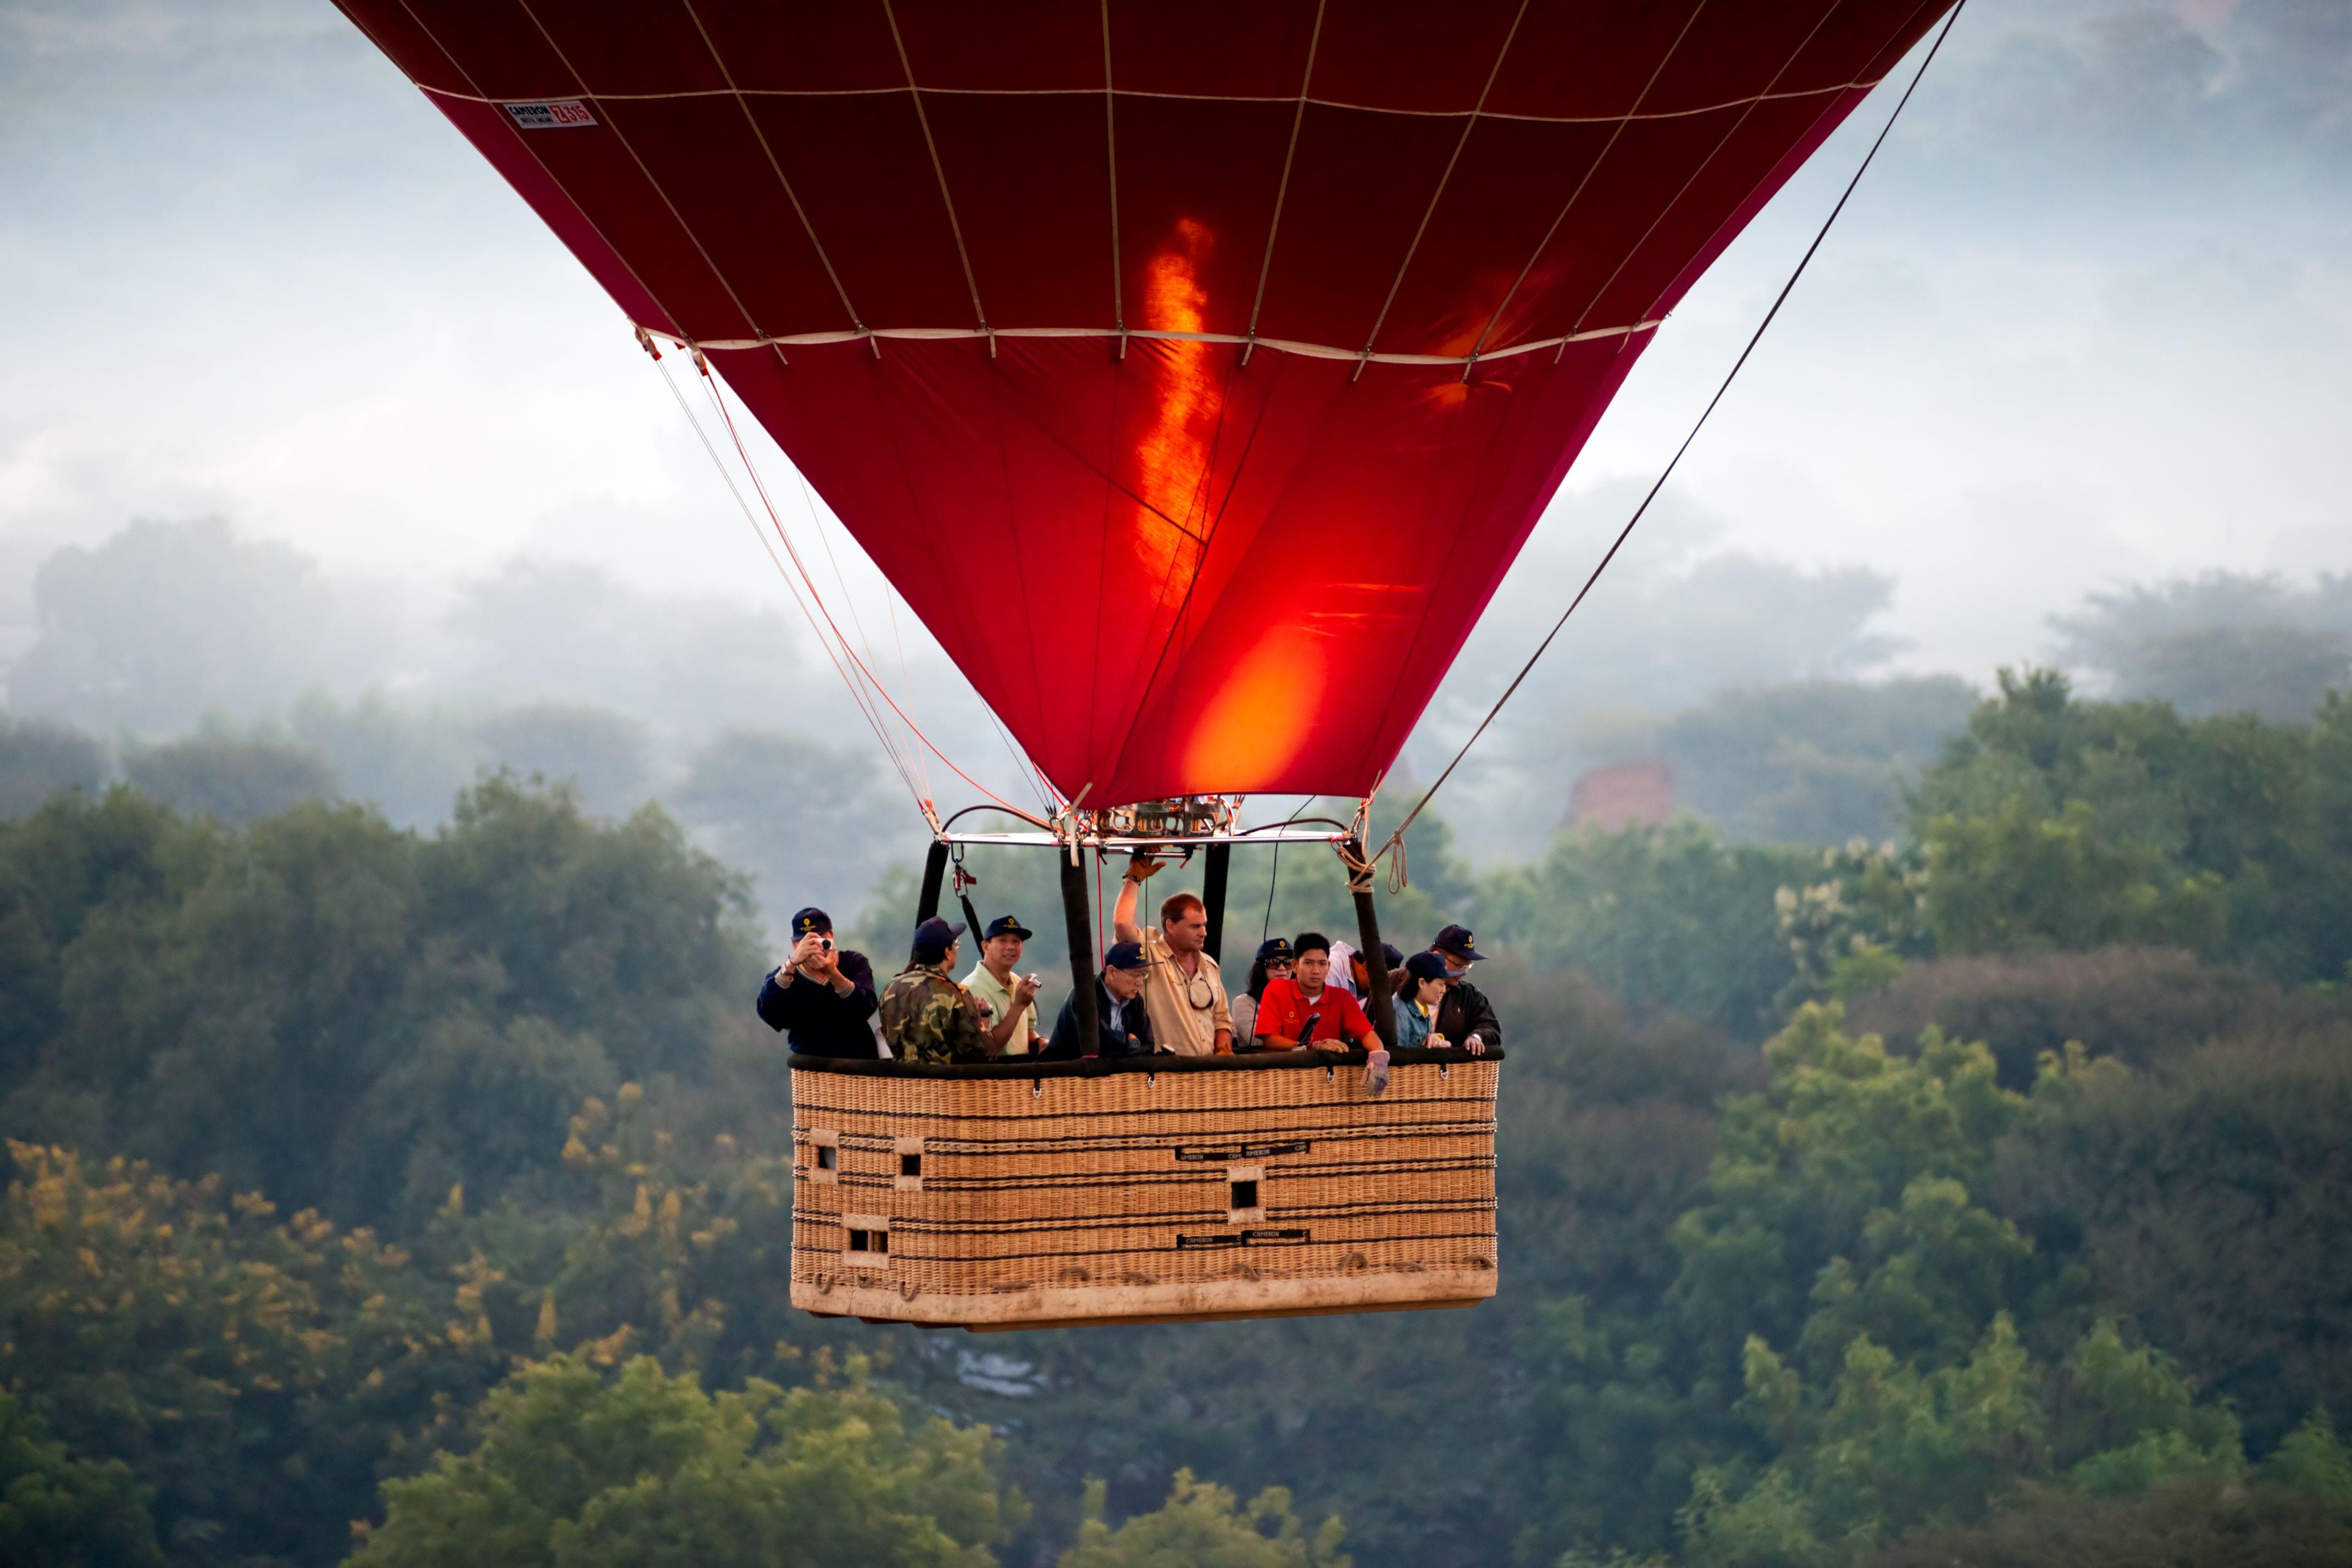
[{"x1": 791, "y1": 1058, "x2": 1499, "y2": 1327}]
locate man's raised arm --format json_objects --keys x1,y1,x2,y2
[{"x1": 1111, "y1": 853, "x2": 1160, "y2": 944}]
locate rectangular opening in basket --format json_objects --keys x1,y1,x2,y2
[{"x1": 1230, "y1": 1178, "x2": 1259, "y2": 1210}]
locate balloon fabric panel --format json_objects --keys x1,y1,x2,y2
[{"x1": 337, "y1": 0, "x2": 1954, "y2": 807}]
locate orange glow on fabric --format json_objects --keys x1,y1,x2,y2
[
  {"x1": 1129, "y1": 219, "x2": 1219, "y2": 593},
  {"x1": 1181, "y1": 624, "x2": 1332, "y2": 792}
]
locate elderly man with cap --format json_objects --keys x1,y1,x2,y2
[
  {"x1": 878, "y1": 916, "x2": 992, "y2": 1066},
  {"x1": 962, "y1": 914, "x2": 1045, "y2": 1058},
  {"x1": 755, "y1": 907, "x2": 880, "y2": 1059},
  {"x1": 1042, "y1": 940, "x2": 1156, "y2": 1060},
  {"x1": 1425, "y1": 925, "x2": 1503, "y2": 1054}
]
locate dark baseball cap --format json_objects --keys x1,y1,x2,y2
[
  {"x1": 912, "y1": 916, "x2": 966, "y2": 955},
  {"x1": 1433, "y1": 925, "x2": 1488, "y2": 961},
  {"x1": 1103, "y1": 940, "x2": 1150, "y2": 972},
  {"x1": 791, "y1": 907, "x2": 833, "y2": 938},
  {"x1": 1255, "y1": 937, "x2": 1295, "y2": 963},
  {"x1": 1404, "y1": 950, "x2": 1452, "y2": 983},
  {"x1": 1381, "y1": 942, "x2": 1404, "y2": 968},
  {"x1": 983, "y1": 915, "x2": 1034, "y2": 941}
]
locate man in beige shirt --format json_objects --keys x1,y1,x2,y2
[{"x1": 1111, "y1": 852, "x2": 1233, "y2": 1056}]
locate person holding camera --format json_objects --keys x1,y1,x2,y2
[
  {"x1": 755, "y1": 906, "x2": 881, "y2": 1059},
  {"x1": 962, "y1": 914, "x2": 1045, "y2": 1057}
]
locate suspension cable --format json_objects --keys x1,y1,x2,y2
[
  {"x1": 1369, "y1": 1, "x2": 1967, "y2": 871},
  {"x1": 674, "y1": 345, "x2": 1047, "y2": 824},
  {"x1": 649, "y1": 348, "x2": 925, "y2": 805}
]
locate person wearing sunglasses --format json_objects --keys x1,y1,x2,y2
[{"x1": 1230, "y1": 936, "x2": 1295, "y2": 1051}]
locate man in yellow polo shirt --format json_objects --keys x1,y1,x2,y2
[
  {"x1": 961, "y1": 914, "x2": 1044, "y2": 1057},
  {"x1": 1111, "y1": 852, "x2": 1232, "y2": 1056}
]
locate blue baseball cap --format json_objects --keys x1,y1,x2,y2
[
  {"x1": 1255, "y1": 937, "x2": 1294, "y2": 963},
  {"x1": 791, "y1": 907, "x2": 833, "y2": 938},
  {"x1": 1103, "y1": 940, "x2": 1149, "y2": 972},
  {"x1": 1404, "y1": 950, "x2": 1451, "y2": 983},
  {"x1": 1433, "y1": 925, "x2": 1488, "y2": 962},
  {"x1": 912, "y1": 916, "x2": 966, "y2": 958},
  {"x1": 983, "y1": 915, "x2": 1034, "y2": 941}
]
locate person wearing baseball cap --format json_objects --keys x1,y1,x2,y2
[
  {"x1": 1394, "y1": 949, "x2": 1477, "y2": 1054},
  {"x1": 1229, "y1": 937, "x2": 1295, "y2": 1049},
  {"x1": 754, "y1": 906, "x2": 881, "y2": 1059},
  {"x1": 1422, "y1": 925, "x2": 1501, "y2": 1054},
  {"x1": 962, "y1": 914, "x2": 1045, "y2": 1057},
  {"x1": 1043, "y1": 940, "x2": 1157, "y2": 1060},
  {"x1": 877, "y1": 916, "x2": 994, "y2": 1066}
]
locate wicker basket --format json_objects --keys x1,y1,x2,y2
[{"x1": 790, "y1": 1046, "x2": 1500, "y2": 1330}]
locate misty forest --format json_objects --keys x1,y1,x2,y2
[{"x1": 8, "y1": 2, "x2": 2352, "y2": 1567}]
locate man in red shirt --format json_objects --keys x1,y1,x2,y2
[{"x1": 1250, "y1": 932, "x2": 1379, "y2": 1053}]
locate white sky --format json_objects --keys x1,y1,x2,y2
[{"x1": 3, "y1": 0, "x2": 2348, "y2": 691}]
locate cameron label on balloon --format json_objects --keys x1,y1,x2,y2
[{"x1": 502, "y1": 99, "x2": 596, "y2": 130}]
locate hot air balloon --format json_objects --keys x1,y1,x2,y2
[{"x1": 336, "y1": 0, "x2": 1957, "y2": 1328}]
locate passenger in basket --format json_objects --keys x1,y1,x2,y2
[
  {"x1": 1043, "y1": 940, "x2": 1156, "y2": 1060},
  {"x1": 962, "y1": 914, "x2": 1045, "y2": 1057},
  {"x1": 878, "y1": 916, "x2": 992, "y2": 1066},
  {"x1": 1392, "y1": 950, "x2": 1461, "y2": 1052},
  {"x1": 1426, "y1": 925, "x2": 1502, "y2": 1054},
  {"x1": 1112, "y1": 853, "x2": 1233, "y2": 1055},
  {"x1": 1251, "y1": 932, "x2": 1379, "y2": 1053},
  {"x1": 1229, "y1": 937, "x2": 1294, "y2": 1050},
  {"x1": 1350, "y1": 942, "x2": 1404, "y2": 998},
  {"x1": 755, "y1": 906, "x2": 881, "y2": 1059}
]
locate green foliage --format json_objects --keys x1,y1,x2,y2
[
  {"x1": 0, "y1": 777, "x2": 762, "y2": 1228},
  {"x1": 1655, "y1": 1007, "x2": 2250, "y2": 1560},
  {"x1": 1636, "y1": 677, "x2": 1979, "y2": 847},
  {"x1": 1910, "y1": 669, "x2": 2352, "y2": 983},
  {"x1": 1480, "y1": 821, "x2": 1816, "y2": 1037},
  {"x1": 1920, "y1": 797, "x2": 2225, "y2": 955},
  {"x1": 0, "y1": 1386, "x2": 160, "y2": 1568},
  {"x1": 1844, "y1": 946, "x2": 2346, "y2": 1088},
  {"x1": 120, "y1": 730, "x2": 340, "y2": 825},
  {"x1": 1993, "y1": 1020, "x2": 2352, "y2": 1451},
  {"x1": 352, "y1": 1355, "x2": 1013, "y2": 1568},
  {"x1": 0, "y1": 718, "x2": 108, "y2": 819},
  {"x1": 2265, "y1": 1410, "x2": 2352, "y2": 1506},
  {"x1": 1855, "y1": 1472, "x2": 2352, "y2": 1568},
  {"x1": 1061, "y1": 1471, "x2": 1346, "y2": 1568},
  {"x1": 0, "y1": 1141, "x2": 504, "y2": 1567}
]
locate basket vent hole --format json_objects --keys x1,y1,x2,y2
[
  {"x1": 847, "y1": 1228, "x2": 888, "y2": 1254},
  {"x1": 816, "y1": 1146, "x2": 837, "y2": 1171},
  {"x1": 1230, "y1": 1178, "x2": 1259, "y2": 1211},
  {"x1": 900, "y1": 1152, "x2": 922, "y2": 1177}
]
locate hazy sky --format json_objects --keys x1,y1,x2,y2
[{"x1": 3, "y1": 2, "x2": 2347, "y2": 754}]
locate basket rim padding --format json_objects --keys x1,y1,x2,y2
[{"x1": 787, "y1": 1043, "x2": 1505, "y2": 1081}]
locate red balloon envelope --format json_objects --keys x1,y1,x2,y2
[{"x1": 336, "y1": 1, "x2": 1951, "y2": 807}]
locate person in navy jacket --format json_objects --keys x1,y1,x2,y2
[{"x1": 756, "y1": 907, "x2": 880, "y2": 1059}]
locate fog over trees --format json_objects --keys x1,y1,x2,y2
[{"x1": 4, "y1": 2, "x2": 2351, "y2": 1564}]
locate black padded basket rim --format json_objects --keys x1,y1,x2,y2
[{"x1": 787, "y1": 1044, "x2": 1504, "y2": 1080}]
